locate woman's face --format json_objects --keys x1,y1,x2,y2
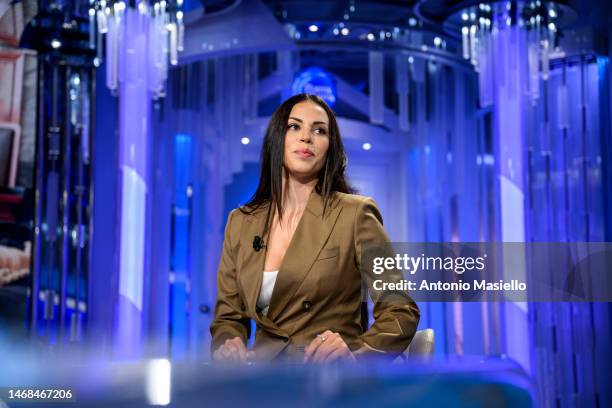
[{"x1": 283, "y1": 101, "x2": 330, "y2": 182}]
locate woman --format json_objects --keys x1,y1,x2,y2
[{"x1": 211, "y1": 93, "x2": 419, "y2": 363}]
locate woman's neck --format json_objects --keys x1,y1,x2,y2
[{"x1": 280, "y1": 171, "x2": 317, "y2": 214}]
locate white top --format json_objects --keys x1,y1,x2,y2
[{"x1": 256, "y1": 270, "x2": 279, "y2": 316}]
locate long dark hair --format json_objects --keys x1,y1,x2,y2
[{"x1": 242, "y1": 93, "x2": 355, "y2": 226}]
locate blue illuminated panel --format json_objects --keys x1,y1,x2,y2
[{"x1": 169, "y1": 134, "x2": 192, "y2": 358}]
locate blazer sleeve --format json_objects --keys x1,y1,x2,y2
[
  {"x1": 352, "y1": 197, "x2": 420, "y2": 359},
  {"x1": 209, "y1": 209, "x2": 251, "y2": 352}
]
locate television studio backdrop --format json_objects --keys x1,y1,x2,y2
[{"x1": 0, "y1": 0, "x2": 611, "y2": 406}]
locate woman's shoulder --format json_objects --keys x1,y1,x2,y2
[
  {"x1": 332, "y1": 192, "x2": 379, "y2": 209},
  {"x1": 227, "y1": 201, "x2": 270, "y2": 222},
  {"x1": 332, "y1": 192, "x2": 383, "y2": 224},
  {"x1": 223, "y1": 204, "x2": 262, "y2": 238}
]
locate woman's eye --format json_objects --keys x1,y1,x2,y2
[
  {"x1": 288, "y1": 123, "x2": 300, "y2": 130},
  {"x1": 314, "y1": 128, "x2": 327, "y2": 135}
]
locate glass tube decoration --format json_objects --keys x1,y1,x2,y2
[
  {"x1": 458, "y1": 1, "x2": 562, "y2": 107},
  {"x1": 88, "y1": 0, "x2": 183, "y2": 98}
]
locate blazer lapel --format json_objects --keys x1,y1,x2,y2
[
  {"x1": 237, "y1": 204, "x2": 268, "y2": 317},
  {"x1": 237, "y1": 203, "x2": 287, "y2": 337},
  {"x1": 265, "y1": 190, "x2": 342, "y2": 321}
]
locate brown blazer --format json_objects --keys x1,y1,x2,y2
[{"x1": 210, "y1": 189, "x2": 420, "y2": 361}]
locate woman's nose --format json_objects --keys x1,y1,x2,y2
[{"x1": 299, "y1": 129, "x2": 313, "y2": 143}]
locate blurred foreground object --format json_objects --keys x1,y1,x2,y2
[{"x1": 0, "y1": 345, "x2": 533, "y2": 408}]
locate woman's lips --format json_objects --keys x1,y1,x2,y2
[{"x1": 295, "y1": 149, "x2": 314, "y2": 158}]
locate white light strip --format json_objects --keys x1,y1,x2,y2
[{"x1": 146, "y1": 359, "x2": 171, "y2": 406}]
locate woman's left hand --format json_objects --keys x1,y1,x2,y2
[{"x1": 303, "y1": 330, "x2": 356, "y2": 363}]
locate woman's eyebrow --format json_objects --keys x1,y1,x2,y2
[{"x1": 288, "y1": 117, "x2": 328, "y2": 126}]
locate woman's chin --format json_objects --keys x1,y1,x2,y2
[{"x1": 286, "y1": 167, "x2": 319, "y2": 182}]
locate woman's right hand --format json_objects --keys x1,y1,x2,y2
[{"x1": 213, "y1": 337, "x2": 255, "y2": 362}]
